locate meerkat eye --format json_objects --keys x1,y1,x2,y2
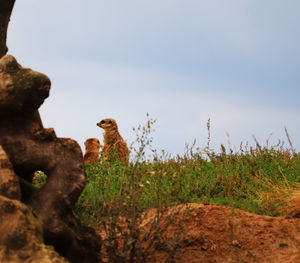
[
  {"x1": 108, "y1": 120, "x2": 112, "y2": 124},
  {"x1": 100, "y1": 120, "x2": 105, "y2": 124}
]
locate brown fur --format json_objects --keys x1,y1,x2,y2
[
  {"x1": 96, "y1": 118, "x2": 129, "y2": 166},
  {"x1": 83, "y1": 138, "x2": 100, "y2": 164}
]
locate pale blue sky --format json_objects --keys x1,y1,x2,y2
[{"x1": 7, "y1": 1, "x2": 300, "y2": 155}]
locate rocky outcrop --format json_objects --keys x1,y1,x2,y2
[
  {"x1": 0, "y1": 54, "x2": 101, "y2": 263},
  {"x1": 0, "y1": 0, "x2": 15, "y2": 57},
  {"x1": 0, "y1": 2, "x2": 101, "y2": 261},
  {"x1": 0, "y1": 145, "x2": 21, "y2": 200},
  {"x1": 0, "y1": 195, "x2": 68, "y2": 263}
]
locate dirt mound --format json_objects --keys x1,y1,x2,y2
[
  {"x1": 100, "y1": 202, "x2": 300, "y2": 262},
  {"x1": 145, "y1": 203, "x2": 300, "y2": 263}
]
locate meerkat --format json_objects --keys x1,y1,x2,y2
[
  {"x1": 83, "y1": 138, "x2": 101, "y2": 164},
  {"x1": 96, "y1": 118, "x2": 129, "y2": 166}
]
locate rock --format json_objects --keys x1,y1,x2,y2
[
  {"x1": 0, "y1": 54, "x2": 101, "y2": 262},
  {"x1": 0, "y1": 144, "x2": 21, "y2": 200},
  {"x1": 0, "y1": 195, "x2": 69, "y2": 263}
]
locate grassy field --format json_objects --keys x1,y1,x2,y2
[
  {"x1": 32, "y1": 117, "x2": 300, "y2": 261},
  {"x1": 73, "y1": 118, "x2": 300, "y2": 226}
]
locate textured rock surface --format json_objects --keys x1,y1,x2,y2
[
  {"x1": 0, "y1": 2, "x2": 101, "y2": 261},
  {"x1": 0, "y1": 195, "x2": 69, "y2": 263},
  {"x1": 0, "y1": 0, "x2": 15, "y2": 57},
  {"x1": 0, "y1": 145, "x2": 21, "y2": 200},
  {"x1": 0, "y1": 54, "x2": 101, "y2": 262}
]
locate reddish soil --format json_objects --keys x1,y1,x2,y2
[{"x1": 99, "y1": 202, "x2": 300, "y2": 263}]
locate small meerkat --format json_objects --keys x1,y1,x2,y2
[
  {"x1": 83, "y1": 138, "x2": 101, "y2": 164},
  {"x1": 96, "y1": 118, "x2": 129, "y2": 166}
]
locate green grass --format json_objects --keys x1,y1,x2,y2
[
  {"x1": 73, "y1": 116, "x2": 300, "y2": 225},
  {"x1": 74, "y1": 144, "x2": 300, "y2": 225},
  {"x1": 28, "y1": 116, "x2": 299, "y2": 262},
  {"x1": 71, "y1": 117, "x2": 300, "y2": 262}
]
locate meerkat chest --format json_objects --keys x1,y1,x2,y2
[{"x1": 103, "y1": 132, "x2": 120, "y2": 146}]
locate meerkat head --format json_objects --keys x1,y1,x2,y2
[
  {"x1": 84, "y1": 138, "x2": 100, "y2": 151},
  {"x1": 97, "y1": 118, "x2": 118, "y2": 131}
]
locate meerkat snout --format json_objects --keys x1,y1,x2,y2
[
  {"x1": 96, "y1": 120, "x2": 107, "y2": 128},
  {"x1": 97, "y1": 119, "x2": 117, "y2": 130}
]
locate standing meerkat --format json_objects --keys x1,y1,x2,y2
[
  {"x1": 96, "y1": 118, "x2": 129, "y2": 166},
  {"x1": 83, "y1": 138, "x2": 101, "y2": 164}
]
